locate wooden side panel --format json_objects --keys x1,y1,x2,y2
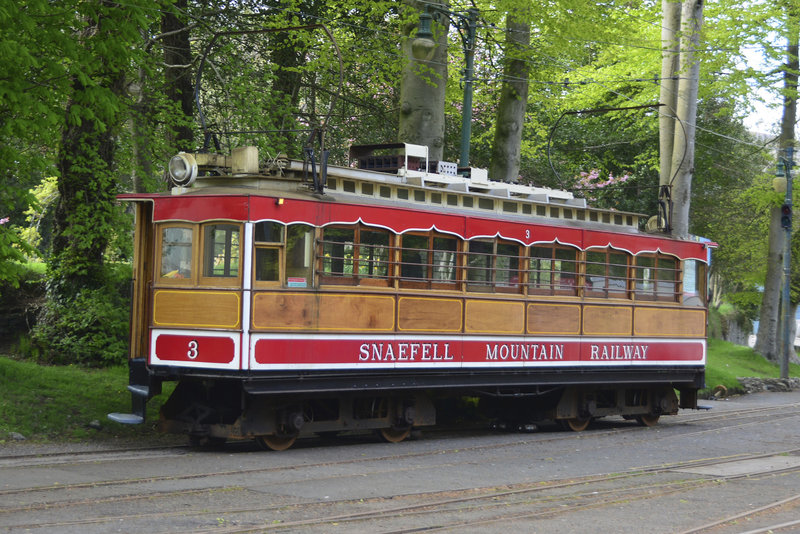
[
  {"x1": 583, "y1": 305, "x2": 632, "y2": 336},
  {"x1": 634, "y1": 307, "x2": 706, "y2": 337},
  {"x1": 252, "y1": 292, "x2": 395, "y2": 331},
  {"x1": 153, "y1": 290, "x2": 241, "y2": 329},
  {"x1": 465, "y1": 300, "x2": 525, "y2": 334},
  {"x1": 398, "y1": 297, "x2": 462, "y2": 332},
  {"x1": 527, "y1": 303, "x2": 581, "y2": 335}
]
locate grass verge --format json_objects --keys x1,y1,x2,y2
[
  {"x1": 0, "y1": 356, "x2": 171, "y2": 443},
  {"x1": 1, "y1": 338, "x2": 798, "y2": 443},
  {"x1": 703, "y1": 337, "x2": 800, "y2": 395}
]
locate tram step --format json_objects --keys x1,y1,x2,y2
[
  {"x1": 128, "y1": 385, "x2": 150, "y2": 397},
  {"x1": 107, "y1": 413, "x2": 144, "y2": 425}
]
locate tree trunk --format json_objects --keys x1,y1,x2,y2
[
  {"x1": 399, "y1": 0, "x2": 449, "y2": 162},
  {"x1": 658, "y1": 0, "x2": 681, "y2": 188},
  {"x1": 162, "y1": 0, "x2": 194, "y2": 153},
  {"x1": 53, "y1": 74, "x2": 125, "y2": 294},
  {"x1": 756, "y1": 207, "x2": 787, "y2": 361},
  {"x1": 489, "y1": 12, "x2": 530, "y2": 183},
  {"x1": 756, "y1": 13, "x2": 799, "y2": 363},
  {"x1": 129, "y1": 71, "x2": 152, "y2": 194},
  {"x1": 668, "y1": 0, "x2": 702, "y2": 238}
]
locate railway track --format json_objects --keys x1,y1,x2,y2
[{"x1": 1, "y1": 402, "x2": 799, "y2": 533}]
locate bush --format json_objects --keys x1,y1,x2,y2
[{"x1": 28, "y1": 263, "x2": 131, "y2": 367}]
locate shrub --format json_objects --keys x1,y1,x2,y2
[{"x1": 28, "y1": 263, "x2": 131, "y2": 367}]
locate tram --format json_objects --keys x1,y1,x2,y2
[{"x1": 109, "y1": 142, "x2": 710, "y2": 449}]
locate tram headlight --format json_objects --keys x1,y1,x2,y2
[{"x1": 168, "y1": 153, "x2": 198, "y2": 187}]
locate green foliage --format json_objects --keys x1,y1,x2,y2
[{"x1": 28, "y1": 264, "x2": 131, "y2": 367}]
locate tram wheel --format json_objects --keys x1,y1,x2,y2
[
  {"x1": 562, "y1": 418, "x2": 591, "y2": 432},
  {"x1": 635, "y1": 414, "x2": 660, "y2": 427},
  {"x1": 378, "y1": 426, "x2": 412, "y2": 443},
  {"x1": 255, "y1": 433, "x2": 298, "y2": 451}
]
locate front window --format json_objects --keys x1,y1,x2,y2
[
  {"x1": 203, "y1": 224, "x2": 240, "y2": 278},
  {"x1": 160, "y1": 226, "x2": 193, "y2": 280},
  {"x1": 682, "y1": 259, "x2": 707, "y2": 306}
]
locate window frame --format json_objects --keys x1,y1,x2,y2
[
  {"x1": 528, "y1": 244, "x2": 579, "y2": 296},
  {"x1": 633, "y1": 253, "x2": 679, "y2": 302},
  {"x1": 399, "y1": 232, "x2": 461, "y2": 290},
  {"x1": 584, "y1": 247, "x2": 631, "y2": 299},
  {"x1": 155, "y1": 223, "x2": 198, "y2": 287},
  {"x1": 198, "y1": 222, "x2": 242, "y2": 287},
  {"x1": 318, "y1": 224, "x2": 393, "y2": 287},
  {"x1": 465, "y1": 238, "x2": 523, "y2": 294}
]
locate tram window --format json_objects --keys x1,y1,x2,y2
[
  {"x1": 321, "y1": 227, "x2": 355, "y2": 278},
  {"x1": 159, "y1": 226, "x2": 194, "y2": 281},
  {"x1": 255, "y1": 221, "x2": 283, "y2": 243},
  {"x1": 400, "y1": 234, "x2": 428, "y2": 281},
  {"x1": 529, "y1": 246, "x2": 577, "y2": 296},
  {"x1": 432, "y1": 236, "x2": 458, "y2": 284},
  {"x1": 255, "y1": 248, "x2": 280, "y2": 282},
  {"x1": 467, "y1": 240, "x2": 493, "y2": 289},
  {"x1": 202, "y1": 224, "x2": 240, "y2": 278},
  {"x1": 358, "y1": 228, "x2": 391, "y2": 279},
  {"x1": 254, "y1": 222, "x2": 284, "y2": 286},
  {"x1": 682, "y1": 259, "x2": 707, "y2": 306},
  {"x1": 496, "y1": 242, "x2": 521, "y2": 292},
  {"x1": 462, "y1": 197, "x2": 473, "y2": 208},
  {"x1": 586, "y1": 248, "x2": 630, "y2": 298},
  {"x1": 400, "y1": 233, "x2": 458, "y2": 289},
  {"x1": 634, "y1": 254, "x2": 678, "y2": 302},
  {"x1": 319, "y1": 225, "x2": 391, "y2": 286},
  {"x1": 285, "y1": 225, "x2": 314, "y2": 287},
  {"x1": 467, "y1": 239, "x2": 521, "y2": 293}
]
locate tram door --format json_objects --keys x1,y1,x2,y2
[{"x1": 129, "y1": 201, "x2": 155, "y2": 362}]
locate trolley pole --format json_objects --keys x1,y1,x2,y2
[{"x1": 780, "y1": 146, "x2": 794, "y2": 380}]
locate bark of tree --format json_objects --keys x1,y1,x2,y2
[
  {"x1": 756, "y1": 207, "x2": 788, "y2": 360},
  {"x1": 162, "y1": 0, "x2": 194, "y2": 153},
  {"x1": 658, "y1": 0, "x2": 681, "y2": 188},
  {"x1": 399, "y1": 0, "x2": 449, "y2": 162},
  {"x1": 755, "y1": 15, "x2": 799, "y2": 362},
  {"x1": 489, "y1": 12, "x2": 530, "y2": 183},
  {"x1": 668, "y1": 0, "x2": 702, "y2": 239}
]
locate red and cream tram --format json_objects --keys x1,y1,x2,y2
[{"x1": 110, "y1": 143, "x2": 710, "y2": 449}]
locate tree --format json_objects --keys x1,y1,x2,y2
[
  {"x1": 660, "y1": 0, "x2": 703, "y2": 238},
  {"x1": 398, "y1": 0, "x2": 449, "y2": 161},
  {"x1": 31, "y1": 1, "x2": 154, "y2": 365},
  {"x1": 755, "y1": 11, "x2": 799, "y2": 364},
  {"x1": 489, "y1": 7, "x2": 530, "y2": 182}
]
